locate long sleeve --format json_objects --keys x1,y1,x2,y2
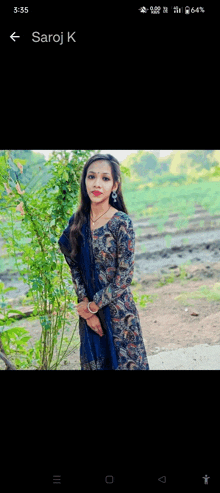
[{"x1": 93, "y1": 216, "x2": 135, "y2": 309}]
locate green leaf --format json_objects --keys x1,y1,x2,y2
[
  {"x1": 2, "y1": 326, "x2": 28, "y2": 336},
  {"x1": 18, "y1": 336, "x2": 31, "y2": 344},
  {"x1": 0, "y1": 286, "x2": 17, "y2": 293},
  {"x1": 6, "y1": 309, "x2": 26, "y2": 316}
]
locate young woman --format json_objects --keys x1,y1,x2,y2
[{"x1": 58, "y1": 153, "x2": 150, "y2": 370}]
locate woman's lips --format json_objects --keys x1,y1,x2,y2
[{"x1": 92, "y1": 192, "x2": 102, "y2": 195}]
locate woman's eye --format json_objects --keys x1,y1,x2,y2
[{"x1": 88, "y1": 176, "x2": 109, "y2": 181}]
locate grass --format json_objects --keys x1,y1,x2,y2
[
  {"x1": 130, "y1": 260, "x2": 206, "y2": 309},
  {"x1": 124, "y1": 179, "x2": 220, "y2": 224},
  {"x1": 155, "y1": 262, "x2": 192, "y2": 287},
  {"x1": 174, "y1": 283, "x2": 220, "y2": 305}
]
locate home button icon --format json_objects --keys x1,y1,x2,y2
[{"x1": 105, "y1": 476, "x2": 114, "y2": 484}]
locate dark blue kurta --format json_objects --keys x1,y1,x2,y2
[{"x1": 67, "y1": 211, "x2": 149, "y2": 370}]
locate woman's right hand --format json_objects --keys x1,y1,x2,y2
[{"x1": 86, "y1": 314, "x2": 104, "y2": 337}]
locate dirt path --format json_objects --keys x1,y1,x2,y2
[{"x1": 133, "y1": 262, "x2": 220, "y2": 357}]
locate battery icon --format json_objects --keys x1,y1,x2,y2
[{"x1": 185, "y1": 6, "x2": 190, "y2": 14}]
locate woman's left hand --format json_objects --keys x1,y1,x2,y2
[{"x1": 75, "y1": 301, "x2": 94, "y2": 320}]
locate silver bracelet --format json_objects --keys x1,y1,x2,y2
[{"x1": 87, "y1": 301, "x2": 98, "y2": 314}]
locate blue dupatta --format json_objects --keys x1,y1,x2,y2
[{"x1": 58, "y1": 211, "x2": 119, "y2": 370}]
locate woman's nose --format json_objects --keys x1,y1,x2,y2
[{"x1": 93, "y1": 178, "x2": 102, "y2": 185}]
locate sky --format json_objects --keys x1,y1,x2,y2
[{"x1": 32, "y1": 150, "x2": 173, "y2": 162}]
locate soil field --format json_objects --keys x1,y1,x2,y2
[{"x1": 0, "y1": 204, "x2": 220, "y2": 369}]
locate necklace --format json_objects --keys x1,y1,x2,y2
[{"x1": 90, "y1": 205, "x2": 112, "y2": 226}]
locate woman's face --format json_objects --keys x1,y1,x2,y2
[{"x1": 85, "y1": 160, "x2": 118, "y2": 205}]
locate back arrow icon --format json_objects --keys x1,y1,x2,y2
[
  {"x1": 158, "y1": 476, "x2": 166, "y2": 483},
  {"x1": 10, "y1": 32, "x2": 20, "y2": 42}
]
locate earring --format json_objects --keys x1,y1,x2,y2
[{"x1": 112, "y1": 191, "x2": 117, "y2": 203}]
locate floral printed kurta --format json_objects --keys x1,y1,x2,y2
[{"x1": 68, "y1": 211, "x2": 149, "y2": 370}]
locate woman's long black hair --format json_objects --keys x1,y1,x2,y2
[{"x1": 69, "y1": 153, "x2": 129, "y2": 261}]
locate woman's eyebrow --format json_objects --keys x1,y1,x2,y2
[{"x1": 88, "y1": 171, "x2": 110, "y2": 174}]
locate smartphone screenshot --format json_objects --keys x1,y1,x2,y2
[{"x1": 1, "y1": 4, "x2": 218, "y2": 492}]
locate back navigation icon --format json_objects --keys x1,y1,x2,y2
[{"x1": 158, "y1": 476, "x2": 166, "y2": 483}]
